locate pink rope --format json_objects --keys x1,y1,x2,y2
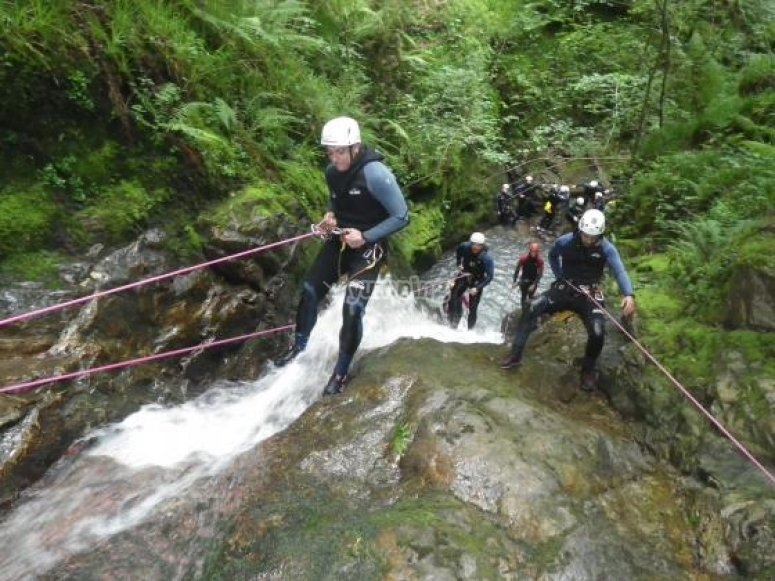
[
  {"x1": 0, "y1": 231, "x2": 316, "y2": 329},
  {"x1": 566, "y1": 281, "x2": 775, "y2": 486},
  {"x1": 0, "y1": 324, "x2": 295, "y2": 395}
]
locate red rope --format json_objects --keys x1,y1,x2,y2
[
  {"x1": 0, "y1": 324, "x2": 295, "y2": 395},
  {"x1": 0, "y1": 231, "x2": 316, "y2": 329},
  {"x1": 566, "y1": 280, "x2": 775, "y2": 487}
]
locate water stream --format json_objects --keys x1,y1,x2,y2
[{"x1": 0, "y1": 225, "x2": 545, "y2": 578}]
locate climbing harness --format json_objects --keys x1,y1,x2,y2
[{"x1": 566, "y1": 280, "x2": 775, "y2": 487}]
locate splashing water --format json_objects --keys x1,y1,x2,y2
[{"x1": 0, "y1": 228, "x2": 544, "y2": 577}]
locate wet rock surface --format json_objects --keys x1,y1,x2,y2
[
  {"x1": 1, "y1": 224, "x2": 773, "y2": 578},
  {"x1": 37, "y1": 338, "x2": 774, "y2": 579}
]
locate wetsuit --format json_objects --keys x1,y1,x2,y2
[
  {"x1": 513, "y1": 253, "x2": 545, "y2": 308},
  {"x1": 447, "y1": 242, "x2": 495, "y2": 329},
  {"x1": 508, "y1": 231, "x2": 634, "y2": 373},
  {"x1": 292, "y1": 146, "x2": 409, "y2": 377}
]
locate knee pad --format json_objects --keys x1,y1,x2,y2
[{"x1": 590, "y1": 311, "x2": 606, "y2": 340}]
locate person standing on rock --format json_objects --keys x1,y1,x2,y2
[
  {"x1": 500, "y1": 209, "x2": 636, "y2": 391},
  {"x1": 446, "y1": 232, "x2": 494, "y2": 330},
  {"x1": 512, "y1": 242, "x2": 544, "y2": 309},
  {"x1": 274, "y1": 116, "x2": 409, "y2": 395}
]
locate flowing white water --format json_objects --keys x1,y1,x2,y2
[{"x1": 0, "y1": 225, "x2": 544, "y2": 578}]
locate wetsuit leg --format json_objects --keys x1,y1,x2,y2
[
  {"x1": 579, "y1": 299, "x2": 606, "y2": 372},
  {"x1": 294, "y1": 241, "x2": 340, "y2": 346},
  {"x1": 333, "y1": 245, "x2": 385, "y2": 377},
  {"x1": 519, "y1": 282, "x2": 532, "y2": 309},
  {"x1": 510, "y1": 289, "x2": 565, "y2": 359},
  {"x1": 467, "y1": 288, "x2": 482, "y2": 329},
  {"x1": 447, "y1": 278, "x2": 468, "y2": 328}
]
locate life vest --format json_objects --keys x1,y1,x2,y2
[
  {"x1": 558, "y1": 232, "x2": 607, "y2": 286},
  {"x1": 326, "y1": 147, "x2": 389, "y2": 232}
]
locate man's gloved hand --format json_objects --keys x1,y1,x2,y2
[{"x1": 469, "y1": 287, "x2": 479, "y2": 296}]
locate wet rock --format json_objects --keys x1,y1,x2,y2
[{"x1": 725, "y1": 264, "x2": 775, "y2": 331}]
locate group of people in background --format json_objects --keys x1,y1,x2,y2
[
  {"x1": 496, "y1": 176, "x2": 615, "y2": 235},
  {"x1": 449, "y1": 170, "x2": 635, "y2": 392}
]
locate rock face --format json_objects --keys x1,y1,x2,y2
[
  {"x1": 0, "y1": 224, "x2": 306, "y2": 505},
  {"x1": 1, "y1": 227, "x2": 773, "y2": 578},
  {"x1": 725, "y1": 264, "x2": 775, "y2": 331},
  {"x1": 37, "y1": 340, "x2": 772, "y2": 579}
]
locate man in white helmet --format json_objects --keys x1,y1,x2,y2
[
  {"x1": 445, "y1": 232, "x2": 494, "y2": 330},
  {"x1": 500, "y1": 209, "x2": 636, "y2": 391},
  {"x1": 275, "y1": 116, "x2": 409, "y2": 395}
]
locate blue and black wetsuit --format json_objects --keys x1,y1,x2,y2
[
  {"x1": 293, "y1": 146, "x2": 409, "y2": 376},
  {"x1": 447, "y1": 241, "x2": 495, "y2": 330},
  {"x1": 508, "y1": 231, "x2": 633, "y2": 372}
]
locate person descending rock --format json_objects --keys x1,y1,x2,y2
[
  {"x1": 274, "y1": 116, "x2": 409, "y2": 395},
  {"x1": 500, "y1": 209, "x2": 636, "y2": 391},
  {"x1": 512, "y1": 242, "x2": 545, "y2": 309},
  {"x1": 447, "y1": 232, "x2": 494, "y2": 330}
]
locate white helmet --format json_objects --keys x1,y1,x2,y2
[
  {"x1": 320, "y1": 116, "x2": 361, "y2": 146},
  {"x1": 502, "y1": 183, "x2": 510, "y2": 190},
  {"x1": 525, "y1": 175, "x2": 534, "y2": 183},
  {"x1": 470, "y1": 232, "x2": 486, "y2": 245},
  {"x1": 560, "y1": 185, "x2": 570, "y2": 193},
  {"x1": 579, "y1": 209, "x2": 605, "y2": 236},
  {"x1": 595, "y1": 191, "x2": 603, "y2": 199},
  {"x1": 590, "y1": 180, "x2": 599, "y2": 188},
  {"x1": 576, "y1": 197, "x2": 585, "y2": 206}
]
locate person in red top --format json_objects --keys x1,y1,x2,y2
[{"x1": 512, "y1": 242, "x2": 544, "y2": 309}]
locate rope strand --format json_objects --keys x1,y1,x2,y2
[
  {"x1": 0, "y1": 324, "x2": 295, "y2": 396},
  {"x1": 566, "y1": 280, "x2": 775, "y2": 486},
  {"x1": 0, "y1": 231, "x2": 316, "y2": 329}
]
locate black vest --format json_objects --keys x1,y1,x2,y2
[
  {"x1": 461, "y1": 244, "x2": 490, "y2": 281},
  {"x1": 559, "y1": 233, "x2": 607, "y2": 286},
  {"x1": 326, "y1": 147, "x2": 389, "y2": 232}
]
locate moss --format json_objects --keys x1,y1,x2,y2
[
  {"x1": 0, "y1": 250, "x2": 63, "y2": 287},
  {"x1": 74, "y1": 180, "x2": 172, "y2": 244},
  {"x1": 203, "y1": 182, "x2": 300, "y2": 228},
  {"x1": 391, "y1": 203, "x2": 444, "y2": 271},
  {"x1": 0, "y1": 184, "x2": 58, "y2": 256}
]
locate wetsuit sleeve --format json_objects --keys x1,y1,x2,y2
[
  {"x1": 549, "y1": 234, "x2": 572, "y2": 279},
  {"x1": 477, "y1": 254, "x2": 495, "y2": 290},
  {"x1": 361, "y1": 162, "x2": 410, "y2": 243},
  {"x1": 601, "y1": 239, "x2": 634, "y2": 296}
]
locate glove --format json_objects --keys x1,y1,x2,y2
[{"x1": 469, "y1": 287, "x2": 478, "y2": 296}]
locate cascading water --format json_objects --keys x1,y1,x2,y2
[{"x1": 0, "y1": 225, "x2": 549, "y2": 578}]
